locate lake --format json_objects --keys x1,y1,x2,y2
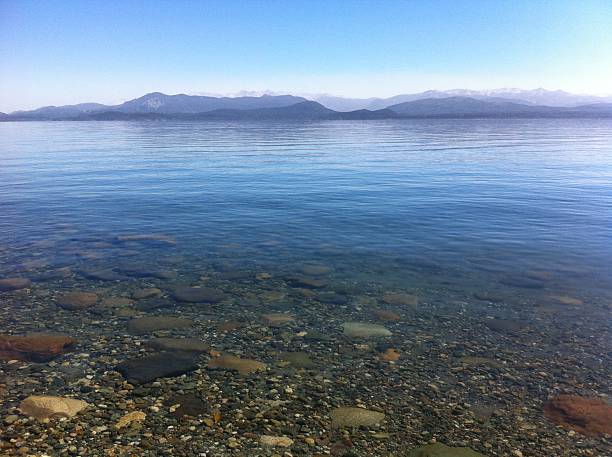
[{"x1": 0, "y1": 119, "x2": 611, "y2": 455}]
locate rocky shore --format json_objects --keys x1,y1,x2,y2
[{"x1": 1, "y1": 233, "x2": 611, "y2": 456}]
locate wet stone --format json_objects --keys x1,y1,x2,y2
[
  {"x1": 500, "y1": 275, "x2": 545, "y2": 289},
  {"x1": 207, "y1": 355, "x2": 266, "y2": 375},
  {"x1": 79, "y1": 268, "x2": 128, "y2": 281},
  {"x1": 286, "y1": 276, "x2": 327, "y2": 289},
  {"x1": 300, "y1": 263, "x2": 331, "y2": 276},
  {"x1": 544, "y1": 395, "x2": 612, "y2": 437},
  {"x1": 166, "y1": 393, "x2": 208, "y2": 418},
  {"x1": 262, "y1": 313, "x2": 295, "y2": 327},
  {"x1": 127, "y1": 316, "x2": 192, "y2": 335},
  {"x1": 317, "y1": 291, "x2": 349, "y2": 305},
  {"x1": 131, "y1": 287, "x2": 162, "y2": 299},
  {"x1": 133, "y1": 297, "x2": 174, "y2": 311},
  {"x1": 172, "y1": 286, "x2": 227, "y2": 303},
  {"x1": 0, "y1": 334, "x2": 76, "y2": 362},
  {"x1": 19, "y1": 396, "x2": 88, "y2": 421},
  {"x1": 280, "y1": 352, "x2": 316, "y2": 368},
  {"x1": 330, "y1": 407, "x2": 385, "y2": 428},
  {"x1": 57, "y1": 291, "x2": 99, "y2": 310},
  {"x1": 147, "y1": 337, "x2": 210, "y2": 353},
  {"x1": 115, "y1": 352, "x2": 199, "y2": 384},
  {"x1": 0, "y1": 277, "x2": 32, "y2": 291},
  {"x1": 407, "y1": 443, "x2": 486, "y2": 457},
  {"x1": 371, "y1": 309, "x2": 401, "y2": 321},
  {"x1": 343, "y1": 322, "x2": 391, "y2": 338},
  {"x1": 383, "y1": 292, "x2": 418, "y2": 307},
  {"x1": 485, "y1": 318, "x2": 525, "y2": 334}
]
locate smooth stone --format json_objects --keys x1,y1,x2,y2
[
  {"x1": 544, "y1": 395, "x2": 612, "y2": 437},
  {"x1": 260, "y1": 435, "x2": 294, "y2": 447},
  {"x1": 133, "y1": 297, "x2": 174, "y2": 311},
  {"x1": 166, "y1": 393, "x2": 208, "y2": 417},
  {"x1": 117, "y1": 264, "x2": 175, "y2": 279},
  {"x1": 330, "y1": 407, "x2": 385, "y2": 428},
  {"x1": 407, "y1": 443, "x2": 486, "y2": 457},
  {"x1": 286, "y1": 276, "x2": 326, "y2": 289},
  {"x1": 115, "y1": 352, "x2": 199, "y2": 384},
  {"x1": 131, "y1": 287, "x2": 162, "y2": 299},
  {"x1": 207, "y1": 355, "x2": 266, "y2": 375},
  {"x1": 547, "y1": 294, "x2": 583, "y2": 306},
  {"x1": 114, "y1": 411, "x2": 146, "y2": 429},
  {"x1": 485, "y1": 318, "x2": 525, "y2": 334},
  {"x1": 0, "y1": 278, "x2": 32, "y2": 291},
  {"x1": 173, "y1": 286, "x2": 227, "y2": 303},
  {"x1": 19, "y1": 396, "x2": 88, "y2": 420},
  {"x1": 0, "y1": 334, "x2": 76, "y2": 362},
  {"x1": 147, "y1": 337, "x2": 210, "y2": 353},
  {"x1": 300, "y1": 264, "x2": 331, "y2": 276},
  {"x1": 127, "y1": 316, "x2": 192, "y2": 335},
  {"x1": 116, "y1": 234, "x2": 176, "y2": 245},
  {"x1": 302, "y1": 330, "x2": 332, "y2": 341},
  {"x1": 79, "y1": 269, "x2": 127, "y2": 281},
  {"x1": 101, "y1": 296, "x2": 134, "y2": 308},
  {"x1": 371, "y1": 309, "x2": 401, "y2": 321},
  {"x1": 457, "y1": 356, "x2": 502, "y2": 368},
  {"x1": 280, "y1": 352, "x2": 316, "y2": 368},
  {"x1": 57, "y1": 291, "x2": 98, "y2": 310},
  {"x1": 317, "y1": 292, "x2": 349, "y2": 305},
  {"x1": 262, "y1": 313, "x2": 295, "y2": 327},
  {"x1": 382, "y1": 293, "x2": 418, "y2": 307},
  {"x1": 343, "y1": 322, "x2": 391, "y2": 338}
]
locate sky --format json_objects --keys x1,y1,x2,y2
[{"x1": 1, "y1": 0, "x2": 612, "y2": 112}]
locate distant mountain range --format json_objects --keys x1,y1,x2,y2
[{"x1": 3, "y1": 90, "x2": 612, "y2": 121}]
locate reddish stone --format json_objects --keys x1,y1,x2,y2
[
  {"x1": 544, "y1": 395, "x2": 612, "y2": 437},
  {"x1": 0, "y1": 334, "x2": 76, "y2": 362}
]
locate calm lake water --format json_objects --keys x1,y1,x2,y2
[
  {"x1": 1, "y1": 119, "x2": 611, "y2": 456},
  {"x1": 1, "y1": 119, "x2": 611, "y2": 291}
]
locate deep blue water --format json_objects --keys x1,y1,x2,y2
[{"x1": 1, "y1": 119, "x2": 611, "y2": 294}]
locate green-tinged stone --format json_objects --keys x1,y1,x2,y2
[{"x1": 407, "y1": 443, "x2": 486, "y2": 457}]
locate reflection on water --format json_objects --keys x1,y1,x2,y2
[{"x1": 0, "y1": 120, "x2": 610, "y2": 455}]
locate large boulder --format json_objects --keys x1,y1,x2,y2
[{"x1": 0, "y1": 278, "x2": 32, "y2": 291}]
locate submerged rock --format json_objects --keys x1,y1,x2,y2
[
  {"x1": 207, "y1": 355, "x2": 266, "y2": 375},
  {"x1": 343, "y1": 322, "x2": 391, "y2": 338},
  {"x1": 0, "y1": 278, "x2": 32, "y2": 291},
  {"x1": 172, "y1": 286, "x2": 226, "y2": 303},
  {"x1": 485, "y1": 318, "x2": 525, "y2": 334},
  {"x1": 115, "y1": 352, "x2": 200, "y2": 384},
  {"x1": 300, "y1": 264, "x2": 331, "y2": 276},
  {"x1": 544, "y1": 395, "x2": 612, "y2": 437},
  {"x1": 383, "y1": 293, "x2": 418, "y2": 307},
  {"x1": 127, "y1": 316, "x2": 192, "y2": 335},
  {"x1": 116, "y1": 233, "x2": 177, "y2": 245},
  {"x1": 131, "y1": 287, "x2": 162, "y2": 299},
  {"x1": 548, "y1": 294, "x2": 583, "y2": 306},
  {"x1": 147, "y1": 337, "x2": 210, "y2": 353},
  {"x1": 19, "y1": 395, "x2": 88, "y2": 420},
  {"x1": 79, "y1": 268, "x2": 128, "y2": 281},
  {"x1": 262, "y1": 313, "x2": 295, "y2": 327},
  {"x1": 371, "y1": 309, "x2": 401, "y2": 321},
  {"x1": 166, "y1": 393, "x2": 208, "y2": 418},
  {"x1": 0, "y1": 334, "x2": 76, "y2": 362},
  {"x1": 286, "y1": 276, "x2": 326, "y2": 289},
  {"x1": 330, "y1": 407, "x2": 385, "y2": 428},
  {"x1": 280, "y1": 352, "x2": 316, "y2": 368},
  {"x1": 457, "y1": 356, "x2": 502, "y2": 368},
  {"x1": 260, "y1": 435, "x2": 294, "y2": 447},
  {"x1": 115, "y1": 411, "x2": 146, "y2": 429},
  {"x1": 57, "y1": 291, "x2": 99, "y2": 310},
  {"x1": 407, "y1": 443, "x2": 485, "y2": 457}
]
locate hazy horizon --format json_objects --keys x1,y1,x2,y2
[{"x1": 2, "y1": 0, "x2": 612, "y2": 112}]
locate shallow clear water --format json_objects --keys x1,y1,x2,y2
[
  {"x1": 1, "y1": 119, "x2": 611, "y2": 290},
  {"x1": 1, "y1": 119, "x2": 611, "y2": 455}
]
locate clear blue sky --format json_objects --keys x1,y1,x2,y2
[{"x1": 1, "y1": 0, "x2": 611, "y2": 111}]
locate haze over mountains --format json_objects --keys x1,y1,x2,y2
[{"x1": 2, "y1": 89, "x2": 612, "y2": 121}]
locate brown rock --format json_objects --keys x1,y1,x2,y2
[
  {"x1": 0, "y1": 334, "x2": 76, "y2": 362},
  {"x1": 115, "y1": 411, "x2": 146, "y2": 429},
  {"x1": 208, "y1": 355, "x2": 266, "y2": 375},
  {"x1": 300, "y1": 264, "x2": 331, "y2": 276},
  {"x1": 544, "y1": 395, "x2": 612, "y2": 437},
  {"x1": 19, "y1": 396, "x2": 87, "y2": 420},
  {"x1": 380, "y1": 348, "x2": 400, "y2": 361},
  {"x1": 262, "y1": 313, "x2": 295, "y2": 327},
  {"x1": 101, "y1": 297, "x2": 134, "y2": 308},
  {"x1": 127, "y1": 316, "x2": 192, "y2": 335},
  {"x1": 147, "y1": 337, "x2": 209, "y2": 353},
  {"x1": 548, "y1": 295, "x2": 583, "y2": 306},
  {"x1": 57, "y1": 291, "x2": 98, "y2": 310},
  {"x1": 383, "y1": 293, "x2": 418, "y2": 307},
  {"x1": 131, "y1": 288, "x2": 162, "y2": 300},
  {"x1": 172, "y1": 286, "x2": 226, "y2": 303},
  {"x1": 0, "y1": 278, "x2": 32, "y2": 291},
  {"x1": 371, "y1": 309, "x2": 401, "y2": 321},
  {"x1": 217, "y1": 321, "x2": 242, "y2": 332}
]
